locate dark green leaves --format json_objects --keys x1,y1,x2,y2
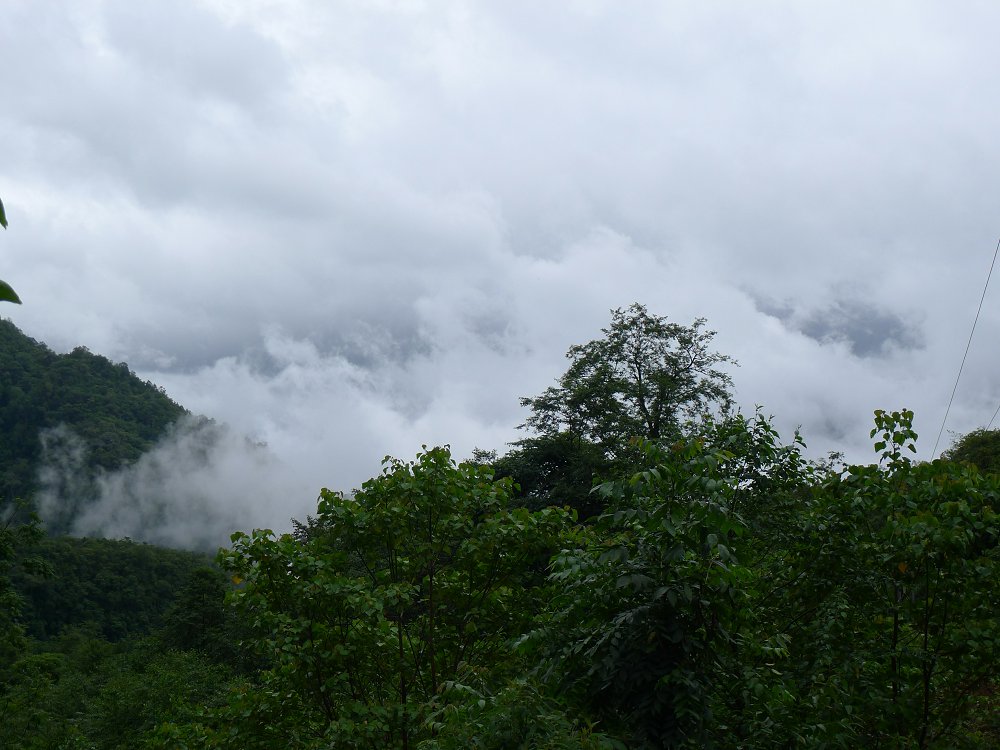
[
  {"x1": 0, "y1": 279, "x2": 20, "y2": 304},
  {"x1": 942, "y1": 427, "x2": 1000, "y2": 474},
  {"x1": 0, "y1": 196, "x2": 20, "y2": 304},
  {"x1": 519, "y1": 303, "x2": 735, "y2": 457},
  {"x1": 212, "y1": 446, "x2": 573, "y2": 748},
  {"x1": 532, "y1": 429, "x2": 761, "y2": 747}
]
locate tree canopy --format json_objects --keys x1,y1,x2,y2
[
  {"x1": 160, "y1": 447, "x2": 572, "y2": 749},
  {"x1": 11, "y1": 536, "x2": 211, "y2": 641},
  {"x1": 942, "y1": 427, "x2": 1000, "y2": 475},
  {"x1": 520, "y1": 303, "x2": 735, "y2": 454},
  {"x1": 144, "y1": 413, "x2": 998, "y2": 749}
]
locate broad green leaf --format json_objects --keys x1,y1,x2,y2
[{"x1": 0, "y1": 279, "x2": 21, "y2": 304}]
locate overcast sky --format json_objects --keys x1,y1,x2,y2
[{"x1": 5, "y1": 1, "x2": 1000, "y2": 540}]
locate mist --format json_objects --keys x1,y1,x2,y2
[{"x1": 36, "y1": 416, "x2": 318, "y2": 551}]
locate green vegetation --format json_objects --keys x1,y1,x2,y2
[
  {"x1": 0, "y1": 502, "x2": 45, "y2": 667},
  {"x1": 0, "y1": 631, "x2": 239, "y2": 749},
  {"x1": 0, "y1": 195, "x2": 22, "y2": 304},
  {"x1": 0, "y1": 319, "x2": 186, "y2": 526},
  {"x1": 11, "y1": 536, "x2": 211, "y2": 641},
  {"x1": 520, "y1": 303, "x2": 733, "y2": 453},
  {"x1": 486, "y1": 432, "x2": 612, "y2": 519},
  {"x1": 495, "y1": 303, "x2": 733, "y2": 520},
  {"x1": 0, "y1": 306, "x2": 996, "y2": 748},
  {"x1": 942, "y1": 427, "x2": 1000, "y2": 475},
  {"x1": 158, "y1": 447, "x2": 572, "y2": 748},
  {"x1": 0, "y1": 539, "x2": 243, "y2": 749}
]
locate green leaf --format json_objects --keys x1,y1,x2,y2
[
  {"x1": 0, "y1": 196, "x2": 6, "y2": 229},
  {"x1": 0, "y1": 279, "x2": 21, "y2": 304}
]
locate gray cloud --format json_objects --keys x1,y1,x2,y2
[
  {"x1": 754, "y1": 294, "x2": 925, "y2": 358},
  {"x1": 799, "y1": 301, "x2": 924, "y2": 358},
  {"x1": 6, "y1": 1, "x2": 1000, "y2": 542}
]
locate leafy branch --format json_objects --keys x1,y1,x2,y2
[{"x1": 0, "y1": 196, "x2": 22, "y2": 304}]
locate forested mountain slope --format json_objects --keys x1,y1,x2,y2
[
  {"x1": 10, "y1": 536, "x2": 211, "y2": 642},
  {"x1": 0, "y1": 319, "x2": 186, "y2": 507}
]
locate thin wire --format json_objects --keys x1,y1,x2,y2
[
  {"x1": 931, "y1": 236, "x2": 1000, "y2": 459},
  {"x1": 987, "y1": 399, "x2": 1000, "y2": 431}
]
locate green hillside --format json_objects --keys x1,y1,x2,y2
[{"x1": 0, "y1": 319, "x2": 186, "y2": 516}]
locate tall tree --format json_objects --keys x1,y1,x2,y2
[{"x1": 520, "y1": 303, "x2": 735, "y2": 456}]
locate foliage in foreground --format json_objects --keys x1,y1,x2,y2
[
  {"x1": 147, "y1": 412, "x2": 999, "y2": 749},
  {"x1": 157, "y1": 447, "x2": 573, "y2": 749}
]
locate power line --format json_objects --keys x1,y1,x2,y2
[
  {"x1": 987, "y1": 399, "x2": 1000, "y2": 431},
  {"x1": 931, "y1": 236, "x2": 1000, "y2": 459}
]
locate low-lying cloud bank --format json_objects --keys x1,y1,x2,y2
[{"x1": 37, "y1": 416, "x2": 318, "y2": 551}]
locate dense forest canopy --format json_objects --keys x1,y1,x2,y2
[
  {"x1": 10, "y1": 536, "x2": 212, "y2": 642},
  {"x1": 0, "y1": 306, "x2": 997, "y2": 748}
]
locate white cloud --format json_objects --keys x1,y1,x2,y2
[{"x1": 6, "y1": 1, "x2": 1000, "y2": 541}]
